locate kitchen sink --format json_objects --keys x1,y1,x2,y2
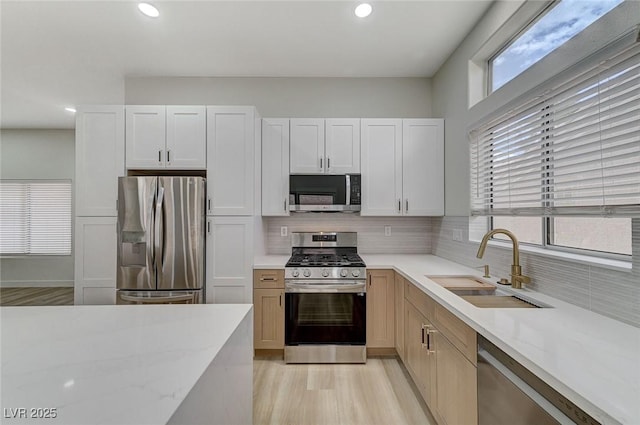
[{"x1": 426, "y1": 275, "x2": 550, "y2": 309}]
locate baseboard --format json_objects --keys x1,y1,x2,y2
[
  {"x1": 0, "y1": 280, "x2": 74, "y2": 288},
  {"x1": 366, "y1": 347, "x2": 398, "y2": 357},
  {"x1": 254, "y1": 349, "x2": 284, "y2": 359}
]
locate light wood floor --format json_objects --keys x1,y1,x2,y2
[
  {"x1": 254, "y1": 357, "x2": 436, "y2": 425},
  {"x1": 0, "y1": 287, "x2": 74, "y2": 306}
]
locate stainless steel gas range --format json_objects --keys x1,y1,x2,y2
[{"x1": 284, "y1": 232, "x2": 367, "y2": 364}]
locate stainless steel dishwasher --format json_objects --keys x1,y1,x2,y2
[{"x1": 477, "y1": 335, "x2": 601, "y2": 425}]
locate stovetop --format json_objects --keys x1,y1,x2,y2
[{"x1": 286, "y1": 252, "x2": 365, "y2": 268}]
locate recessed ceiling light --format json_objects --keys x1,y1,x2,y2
[
  {"x1": 355, "y1": 3, "x2": 372, "y2": 18},
  {"x1": 138, "y1": 3, "x2": 159, "y2": 18},
  {"x1": 65, "y1": 107, "x2": 76, "y2": 113}
]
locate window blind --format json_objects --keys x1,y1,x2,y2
[
  {"x1": 471, "y1": 41, "x2": 640, "y2": 217},
  {"x1": 0, "y1": 181, "x2": 72, "y2": 255}
]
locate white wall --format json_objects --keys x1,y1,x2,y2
[
  {"x1": 125, "y1": 77, "x2": 432, "y2": 118},
  {"x1": 0, "y1": 129, "x2": 75, "y2": 287},
  {"x1": 432, "y1": 1, "x2": 522, "y2": 216}
]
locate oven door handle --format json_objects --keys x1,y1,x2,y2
[{"x1": 285, "y1": 282, "x2": 366, "y2": 293}]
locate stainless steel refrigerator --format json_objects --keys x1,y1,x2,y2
[{"x1": 116, "y1": 176, "x2": 205, "y2": 304}]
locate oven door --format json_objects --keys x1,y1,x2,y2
[{"x1": 285, "y1": 280, "x2": 366, "y2": 346}]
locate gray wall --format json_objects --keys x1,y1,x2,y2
[
  {"x1": 0, "y1": 129, "x2": 75, "y2": 287},
  {"x1": 125, "y1": 77, "x2": 433, "y2": 118},
  {"x1": 430, "y1": 2, "x2": 639, "y2": 327}
]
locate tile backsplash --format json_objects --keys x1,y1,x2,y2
[
  {"x1": 431, "y1": 216, "x2": 640, "y2": 328},
  {"x1": 265, "y1": 215, "x2": 432, "y2": 254},
  {"x1": 264, "y1": 214, "x2": 639, "y2": 327}
]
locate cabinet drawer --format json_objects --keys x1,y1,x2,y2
[
  {"x1": 253, "y1": 269, "x2": 284, "y2": 289},
  {"x1": 404, "y1": 279, "x2": 434, "y2": 321},
  {"x1": 434, "y1": 303, "x2": 477, "y2": 365}
]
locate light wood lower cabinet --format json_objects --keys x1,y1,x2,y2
[
  {"x1": 253, "y1": 269, "x2": 285, "y2": 351},
  {"x1": 402, "y1": 278, "x2": 478, "y2": 425},
  {"x1": 366, "y1": 269, "x2": 395, "y2": 349},
  {"x1": 404, "y1": 300, "x2": 436, "y2": 406},
  {"x1": 434, "y1": 330, "x2": 478, "y2": 425},
  {"x1": 394, "y1": 273, "x2": 405, "y2": 361}
]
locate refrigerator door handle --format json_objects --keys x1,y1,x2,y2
[
  {"x1": 119, "y1": 292, "x2": 196, "y2": 304},
  {"x1": 154, "y1": 186, "x2": 165, "y2": 275}
]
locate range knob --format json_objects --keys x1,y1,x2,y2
[
  {"x1": 352, "y1": 269, "x2": 361, "y2": 278},
  {"x1": 303, "y1": 269, "x2": 311, "y2": 278},
  {"x1": 291, "y1": 269, "x2": 300, "y2": 278},
  {"x1": 340, "y1": 269, "x2": 349, "y2": 278},
  {"x1": 322, "y1": 269, "x2": 330, "y2": 277}
]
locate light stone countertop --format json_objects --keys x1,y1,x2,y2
[
  {"x1": 0, "y1": 304, "x2": 252, "y2": 425},
  {"x1": 254, "y1": 254, "x2": 640, "y2": 425}
]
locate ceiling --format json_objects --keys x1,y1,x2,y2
[{"x1": 1, "y1": 1, "x2": 493, "y2": 129}]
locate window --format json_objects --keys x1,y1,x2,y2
[
  {"x1": 0, "y1": 181, "x2": 72, "y2": 255},
  {"x1": 471, "y1": 38, "x2": 640, "y2": 258},
  {"x1": 490, "y1": 0, "x2": 624, "y2": 92}
]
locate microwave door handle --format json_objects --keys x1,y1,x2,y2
[{"x1": 346, "y1": 174, "x2": 351, "y2": 205}]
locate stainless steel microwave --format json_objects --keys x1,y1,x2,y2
[{"x1": 289, "y1": 174, "x2": 361, "y2": 212}]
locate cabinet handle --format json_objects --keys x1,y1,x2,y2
[
  {"x1": 425, "y1": 326, "x2": 436, "y2": 354},
  {"x1": 167, "y1": 150, "x2": 171, "y2": 163},
  {"x1": 208, "y1": 197, "x2": 211, "y2": 213},
  {"x1": 207, "y1": 221, "x2": 211, "y2": 234},
  {"x1": 158, "y1": 150, "x2": 162, "y2": 163},
  {"x1": 284, "y1": 199, "x2": 287, "y2": 212},
  {"x1": 368, "y1": 274, "x2": 371, "y2": 287},
  {"x1": 260, "y1": 277, "x2": 277, "y2": 282},
  {"x1": 406, "y1": 199, "x2": 409, "y2": 213},
  {"x1": 421, "y1": 324, "x2": 426, "y2": 347},
  {"x1": 327, "y1": 157, "x2": 331, "y2": 169},
  {"x1": 320, "y1": 157, "x2": 323, "y2": 169},
  {"x1": 398, "y1": 199, "x2": 401, "y2": 213},
  {"x1": 279, "y1": 293, "x2": 283, "y2": 307}
]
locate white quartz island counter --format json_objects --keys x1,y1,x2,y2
[
  {"x1": 254, "y1": 254, "x2": 640, "y2": 425},
  {"x1": 1, "y1": 304, "x2": 253, "y2": 425}
]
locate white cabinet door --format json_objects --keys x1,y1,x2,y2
[
  {"x1": 262, "y1": 118, "x2": 290, "y2": 216},
  {"x1": 360, "y1": 119, "x2": 403, "y2": 216},
  {"x1": 290, "y1": 119, "x2": 325, "y2": 174},
  {"x1": 125, "y1": 105, "x2": 166, "y2": 169},
  {"x1": 75, "y1": 106, "x2": 125, "y2": 217},
  {"x1": 205, "y1": 216, "x2": 253, "y2": 304},
  {"x1": 166, "y1": 106, "x2": 206, "y2": 169},
  {"x1": 402, "y1": 119, "x2": 444, "y2": 216},
  {"x1": 74, "y1": 217, "x2": 117, "y2": 305},
  {"x1": 325, "y1": 118, "x2": 360, "y2": 174},
  {"x1": 207, "y1": 106, "x2": 255, "y2": 216}
]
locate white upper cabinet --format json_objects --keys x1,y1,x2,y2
[
  {"x1": 207, "y1": 106, "x2": 255, "y2": 216},
  {"x1": 325, "y1": 119, "x2": 361, "y2": 174},
  {"x1": 75, "y1": 105, "x2": 125, "y2": 217},
  {"x1": 290, "y1": 119, "x2": 324, "y2": 174},
  {"x1": 402, "y1": 119, "x2": 444, "y2": 216},
  {"x1": 125, "y1": 106, "x2": 166, "y2": 168},
  {"x1": 361, "y1": 118, "x2": 444, "y2": 216},
  {"x1": 290, "y1": 118, "x2": 361, "y2": 175},
  {"x1": 125, "y1": 105, "x2": 206, "y2": 170},
  {"x1": 166, "y1": 106, "x2": 206, "y2": 169},
  {"x1": 361, "y1": 119, "x2": 403, "y2": 216},
  {"x1": 262, "y1": 118, "x2": 290, "y2": 216}
]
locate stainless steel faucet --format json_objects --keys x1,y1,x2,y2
[{"x1": 476, "y1": 228, "x2": 530, "y2": 289}]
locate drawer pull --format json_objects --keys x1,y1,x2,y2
[{"x1": 260, "y1": 277, "x2": 277, "y2": 282}]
